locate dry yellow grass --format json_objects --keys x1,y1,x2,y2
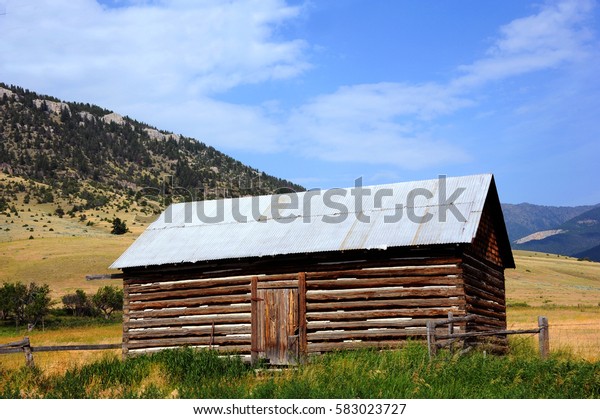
[
  {"x1": 0, "y1": 323, "x2": 122, "y2": 373},
  {"x1": 505, "y1": 251, "x2": 600, "y2": 360},
  {"x1": 0, "y1": 236, "x2": 133, "y2": 298},
  {"x1": 506, "y1": 250, "x2": 600, "y2": 306}
]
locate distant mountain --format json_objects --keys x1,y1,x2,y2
[
  {"x1": 574, "y1": 243, "x2": 600, "y2": 262},
  {"x1": 0, "y1": 83, "x2": 303, "y2": 213},
  {"x1": 510, "y1": 206, "x2": 600, "y2": 260},
  {"x1": 501, "y1": 203, "x2": 598, "y2": 242}
]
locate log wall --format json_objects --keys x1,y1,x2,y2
[
  {"x1": 122, "y1": 249, "x2": 470, "y2": 358},
  {"x1": 304, "y1": 257, "x2": 465, "y2": 354},
  {"x1": 462, "y1": 198, "x2": 508, "y2": 336}
]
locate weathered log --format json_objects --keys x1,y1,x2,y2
[
  {"x1": 128, "y1": 325, "x2": 251, "y2": 340},
  {"x1": 307, "y1": 276, "x2": 461, "y2": 290},
  {"x1": 307, "y1": 286, "x2": 463, "y2": 302},
  {"x1": 306, "y1": 266, "x2": 461, "y2": 280},
  {"x1": 126, "y1": 335, "x2": 251, "y2": 350},
  {"x1": 128, "y1": 293, "x2": 251, "y2": 310},
  {"x1": 128, "y1": 304, "x2": 251, "y2": 319},
  {"x1": 463, "y1": 282, "x2": 505, "y2": 304},
  {"x1": 307, "y1": 318, "x2": 431, "y2": 331},
  {"x1": 127, "y1": 276, "x2": 252, "y2": 294},
  {"x1": 307, "y1": 297, "x2": 464, "y2": 312},
  {"x1": 307, "y1": 328, "x2": 425, "y2": 342},
  {"x1": 465, "y1": 295, "x2": 506, "y2": 312},
  {"x1": 308, "y1": 340, "x2": 409, "y2": 353},
  {"x1": 307, "y1": 307, "x2": 465, "y2": 322},
  {"x1": 128, "y1": 284, "x2": 250, "y2": 302},
  {"x1": 127, "y1": 314, "x2": 251, "y2": 329}
]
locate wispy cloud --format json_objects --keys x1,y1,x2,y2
[
  {"x1": 452, "y1": 0, "x2": 595, "y2": 89},
  {"x1": 0, "y1": 0, "x2": 308, "y2": 100},
  {"x1": 281, "y1": 0, "x2": 598, "y2": 168}
]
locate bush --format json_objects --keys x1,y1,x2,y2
[
  {"x1": 110, "y1": 217, "x2": 129, "y2": 235},
  {"x1": 62, "y1": 289, "x2": 95, "y2": 317},
  {"x1": 0, "y1": 282, "x2": 53, "y2": 329},
  {"x1": 92, "y1": 286, "x2": 124, "y2": 319}
]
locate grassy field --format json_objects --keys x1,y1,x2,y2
[
  {"x1": 1, "y1": 343, "x2": 599, "y2": 399},
  {"x1": 0, "y1": 236, "x2": 132, "y2": 298}
]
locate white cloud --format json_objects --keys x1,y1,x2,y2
[
  {"x1": 278, "y1": 0, "x2": 599, "y2": 168},
  {"x1": 452, "y1": 0, "x2": 595, "y2": 89},
  {"x1": 0, "y1": 0, "x2": 308, "y2": 101}
]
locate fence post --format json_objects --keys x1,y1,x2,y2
[
  {"x1": 447, "y1": 312, "x2": 454, "y2": 354},
  {"x1": 538, "y1": 316, "x2": 549, "y2": 359},
  {"x1": 23, "y1": 337, "x2": 35, "y2": 368},
  {"x1": 426, "y1": 321, "x2": 437, "y2": 360}
]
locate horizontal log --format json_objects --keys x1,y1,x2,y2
[
  {"x1": 306, "y1": 266, "x2": 461, "y2": 280},
  {"x1": 307, "y1": 276, "x2": 462, "y2": 290},
  {"x1": 128, "y1": 304, "x2": 250, "y2": 319},
  {"x1": 307, "y1": 297, "x2": 464, "y2": 312},
  {"x1": 307, "y1": 318, "x2": 431, "y2": 331},
  {"x1": 127, "y1": 277, "x2": 252, "y2": 294},
  {"x1": 308, "y1": 340, "x2": 410, "y2": 353},
  {"x1": 128, "y1": 344, "x2": 251, "y2": 355},
  {"x1": 128, "y1": 325, "x2": 250, "y2": 340},
  {"x1": 127, "y1": 273, "x2": 298, "y2": 291},
  {"x1": 32, "y1": 344, "x2": 121, "y2": 352},
  {"x1": 308, "y1": 328, "x2": 425, "y2": 342},
  {"x1": 462, "y1": 253, "x2": 504, "y2": 276},
  {"x1": 465, "y1": 295, "x2": 505, "y2": 312},
  {"x1": 468, "y1": 314, "x2": 506, "y2": 329},
  {"x1": 128, "y1": 314, "x2": 251, "y2": 329},
  {"x1": 463, "y1": 281, "x2": 504, "y2": 304},
  {"x1": 462, "y1": 269, "x2": 505, "y2": 294},
  {"x1": 128, "y1": 284, "x2": 250, "y2": 302},
  {"x1": 435, "y1": 328, "x2": 539, "y2": 340},
  {"x1": 86, "y1": 273, "x2": 124, "y2": 281},
  {"x1": 126, "y1": 335, "x2": 250, "y2": 350},
  {"x1": 466, "y1": 304, "x2": 506, "y2": 320},
  {"x1": 307, "y1": 307, "x2": 464, "y2": 322},
  {"x1": 430, "y1": 314, "x2": 476, "y2": 326},
  {"x1": 128, "y1": 293, "x2": 250, "y2": 311},
  {"x1": 0, "y1": 347, "x2": 23, "y2": 354},
  {"x1": 257, "y1": 280, "x2": 298, "y2": 289},
  {"x1": 307, "y1": 286, "x2": 463, "y2": 302},
  {"x1": 0, "y1": 339, "x2": 28, "y2": 349},
  {"x1": 466, "y1": 323, "x2": 507, "y2": 332}
]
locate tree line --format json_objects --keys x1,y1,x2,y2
[{"x1": 0, "y1": 282, "x2": 123, "y2": 330}]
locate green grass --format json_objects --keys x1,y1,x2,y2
[{"x1": 2, "y1": 342, "x2": 599, "y2": 399}]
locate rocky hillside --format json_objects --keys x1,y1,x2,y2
[
  {"x1": 0, "y1": 82, "x2": 302, "y2": 208},
  {"x1": 0, "y1": 84, "x2": 302, "y2": 199}
]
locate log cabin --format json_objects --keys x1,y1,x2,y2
[{"x1": 111, "y1": 174, "x2": 514, "y2": 364}]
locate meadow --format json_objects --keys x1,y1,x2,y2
[{"x1": 1, "y1": 342, "x2": 598, "y2": 399}]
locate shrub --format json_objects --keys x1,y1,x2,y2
[
  {"x1": 110, "y1": 217, "x2": 129, "y2": 235},
  {"x1": 92, "y1": 286, "x2": 124, "y2": 319}
]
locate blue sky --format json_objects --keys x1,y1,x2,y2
[{"x1": 1, "y1": 0, "x2": 599, "y2": 205}]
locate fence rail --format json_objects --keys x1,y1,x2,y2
[
  {"x1": 0, "y1": 337, "x2": 121, "y2": 368},
  {"x1": 426, "y1": 314, "x2": 549, "y2": 360}
]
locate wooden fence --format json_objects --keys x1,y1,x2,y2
[
  {"x1": 426, "y1": 314, "x2": 549, "y2": 359},
  {"x1": 0, "y1": 337, "x2": 121, "y2": 368}
]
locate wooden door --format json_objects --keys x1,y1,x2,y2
[{"x1": 253, "y1": 286, "x2": 299, "y2": 365}]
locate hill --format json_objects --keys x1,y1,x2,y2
[
  {"x1": 501, "y1": 202, "x2": 598, "y2": 242},
  {"x1": 0, "y1": 82, "x2": 303, "y2": 231},
  {"x1": 511, "y1": 206, "x2": 600, "y2": 259},
  {"x1": 574, "y1": 243, "x2": 600, "y2": 262}
]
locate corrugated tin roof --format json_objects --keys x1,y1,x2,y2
[{"x1": 111, "y1": 174, "x2": 508, "y2": 269}]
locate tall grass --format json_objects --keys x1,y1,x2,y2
[{"x1": 1, "y1": 342, "x2": 599, "y2": 399}]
